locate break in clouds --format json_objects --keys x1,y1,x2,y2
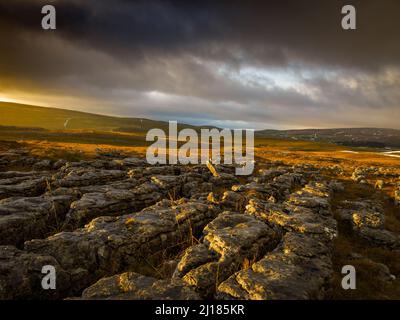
[{"x1": 0, "y1": 0, "x2": 399, "y2": 129}]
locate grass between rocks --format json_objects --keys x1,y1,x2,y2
[{"x1": 329, "y1": 181, "x2": 400, "y2": 299}]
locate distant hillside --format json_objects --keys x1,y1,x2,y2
[
  {"x1": 2, "y1": 102, "x2": 400, "y2": 148},
  {"x1": 256, "y1": 127, "x2": 400, "y2": 148},
  {"x1": 0, "y1": 102, "x2": 208, "y2": 132}
]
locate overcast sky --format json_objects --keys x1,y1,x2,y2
[{"x1": 0, "y1": 0, "x2": 399, "y2": 129}]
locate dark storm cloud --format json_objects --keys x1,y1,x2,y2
[
  {"x1": 3, "y1": 0, "x2": 400, "y2": 69},
  {"x1": 0, "y1": 0, "x2": 399, "y2": 129}
]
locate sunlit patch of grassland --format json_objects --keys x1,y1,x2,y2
[
  {"x1": 22, "y1": 140, "x2": 148, "y2": 161},
  {"x1": 255, "y1": 136, "x2": 400, "y2": 170},
  {"x1": 3, "y1": 132, "x2": 398, "y2": 170}
]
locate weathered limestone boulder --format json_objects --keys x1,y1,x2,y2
[
  {"x1": 111, "y1": 157, "x2": 147, "y2": 169},
  {"x1": 33, "y1": 159, "x2": 53, "y2": 171},
  {"x1": 174, "y1": 212, "x2": 281, "y2": 298},
  {"x1": 25, "y1": 199, "x2": 219, "y2": 295},
  {"x1": 60, "y1": 159, "x2": 122, "y2": 170},
  {"x1": 81, "y1": 179, "x2": 140, "y2": 193},
  {"x1": 151, "y1": 175, "x2": 183, "y2": 190},
  {"x1": 64, "y1": 190, "x2": 139, "y2": 228},
  {"x1": 0, "y1": 175, "x2": 40, "y2": 186},
  {"x1": 48, "y1": 178, "x2": 140, "y2": 198},
  {"x1": 209, "y1": 173, "x2": 239, "y2": 187},
  {"x1": 230, "y1": 172, "x2": 303, "y2": 204},
  {"x1": 63, "y1": 179, "x2": 170, "y2": 228},
  {"x1": 231, "y1": 181, "x2": 270, "y2": 193},
  {"x1": 62, "y1": 174, "x2": 192, "y2": 228},
  {"x1": 216, "y1": 181, "x2": 338, "y2": 300},
  {"x1": 246, "y1": 202, "x2": 337, "y2": 243},
  {"x1": 0, "y1": 171, "x2": 43, "y2": 179},
  {"x1": 202, "y1": 212, "x2": 280, "y2": 259},
  {"x1": 245, "y1": 198, "x2": 285, "y2": 218},
  {"x1": 79, "y1": 272, "x2": 199, "y2": 300},
  {"x1": 52, "y1": 168, "x2": 127, "y2": 188},
  {"x1": 0, "y1": 245, "x2": 71, "y2": 299},
  {"x1": 0, "y1": 150, "x2": 24, "y2": 159},
  {"x1": 128, "y1": 165, "x2": 181, "y2": 178},
  {"x1": 272, "y1": 172, "x2": 304, "y2": 188},
  {"x1": 338, "y1": 200, "x2": 400, "y2": 249},
  {"x1": 247, "y1": 181, "x2": 337, "y2": 242},
  {"x1": 217, "y1": 232, "x2": 333, "y2": 300},
  {"x1": 182, "y1": 181, "x2": 213, "y2": 198},
  {"x1": 0, "y1": 176, "x2": 49, "y2": 199},
  {"x1": 287, "y1": 183, "x2": 331, "y2": 215},
  {"x1": 219, "y1": 191, "x2": 247, "y2": 210},
  {"x1": 0, "y1": 195, "x2": 74, "y2": 246},
  {"x1": 174, "y1": 244, "x2": 218, "y2": 278},
  {"x1": 53, "y1": 159, "x2": 67, "y2": 170},
  {"x1": 352, "y1": 210, "x2": 384, "y2": 229}
]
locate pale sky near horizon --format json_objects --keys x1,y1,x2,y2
[{"x1": 1, "y1": 0, "x2": 400, "y2": 130}]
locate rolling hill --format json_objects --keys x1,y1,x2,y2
[
  {"x1": 0, "y1": 102, "x2": 208, "y2": 132},
  {"x1": 257, "y1": 127, "x2": 400, "y2": 148}
]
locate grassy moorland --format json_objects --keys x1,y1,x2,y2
[
  {"x1": 0, "y1": 101, "x2": 165, "y2": 131},
  {"x1": 0, "y1": 101, "x2": 213, "y2": 132}
]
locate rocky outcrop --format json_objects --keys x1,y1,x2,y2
[
  {"x1": 173, "y1": 212, "x2": 281, "y2": 298},
  {"x1": 78, "y1": 272, "x2": 200, "y2": 300},
  {"x1": 24, "y1": 199, "x2": 220, "y2": 295},
  {"x1": 217, "y1": 232, "x2": 334, "y2": 299},
  {"x1": 0, "y1": 175, "x2": 49, "y2": 199},
  {"x1": 246, "y1": 182, "x2": 337, "y2": 242},
  {"x1": 52, "y1": 168, "x2": 127, "y2": 188},
  {"x1": 1, "y1": 144, "x2": 399, "y2": 300},
  {"x1": 231, "y1": 172, "x2": 304, "y2": 202},
  {"x1": 216, "y1": 181, "x2": 338, "y2": 300},
  {"x1": 338, "y1": 200, "x2": 400, "y2": 249},
  {"x1": 0, "y1": 245, "x2": 71, "y2": 299},
  {"x1": 62, "y1": 173, "x2": 216, "y2": 228},
  {"x1": 0, "y1": 195, "x2": 75, "y2": 246},
  {"x1": 63, "y1": 179, "x2": 169, "y2": 228}
]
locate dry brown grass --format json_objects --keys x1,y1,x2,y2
[
  {"x1": 22, "y1": 140, "x2": 147, "y2": 160},
  {"x1": 329, "y1": 181, "x2": 400, "y2": 299}
]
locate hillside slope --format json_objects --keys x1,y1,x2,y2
[
  {"x1": 0, "y1": 102, "x2": 202, "y2": 132},
  {"x1": 257, "y1": 127, "x2": 400, "y2": 148}
]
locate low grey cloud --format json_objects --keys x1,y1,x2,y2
[{"x1": 0, "y1": 0, "x2": 399, "y2": 129}]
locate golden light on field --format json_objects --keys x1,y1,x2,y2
[
  {"x1": 0, "y1": 94, "x2": 33, "y2": 105},
  {"x1": 0, "y1": 94, "x2": 15, "y2": 103}
]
